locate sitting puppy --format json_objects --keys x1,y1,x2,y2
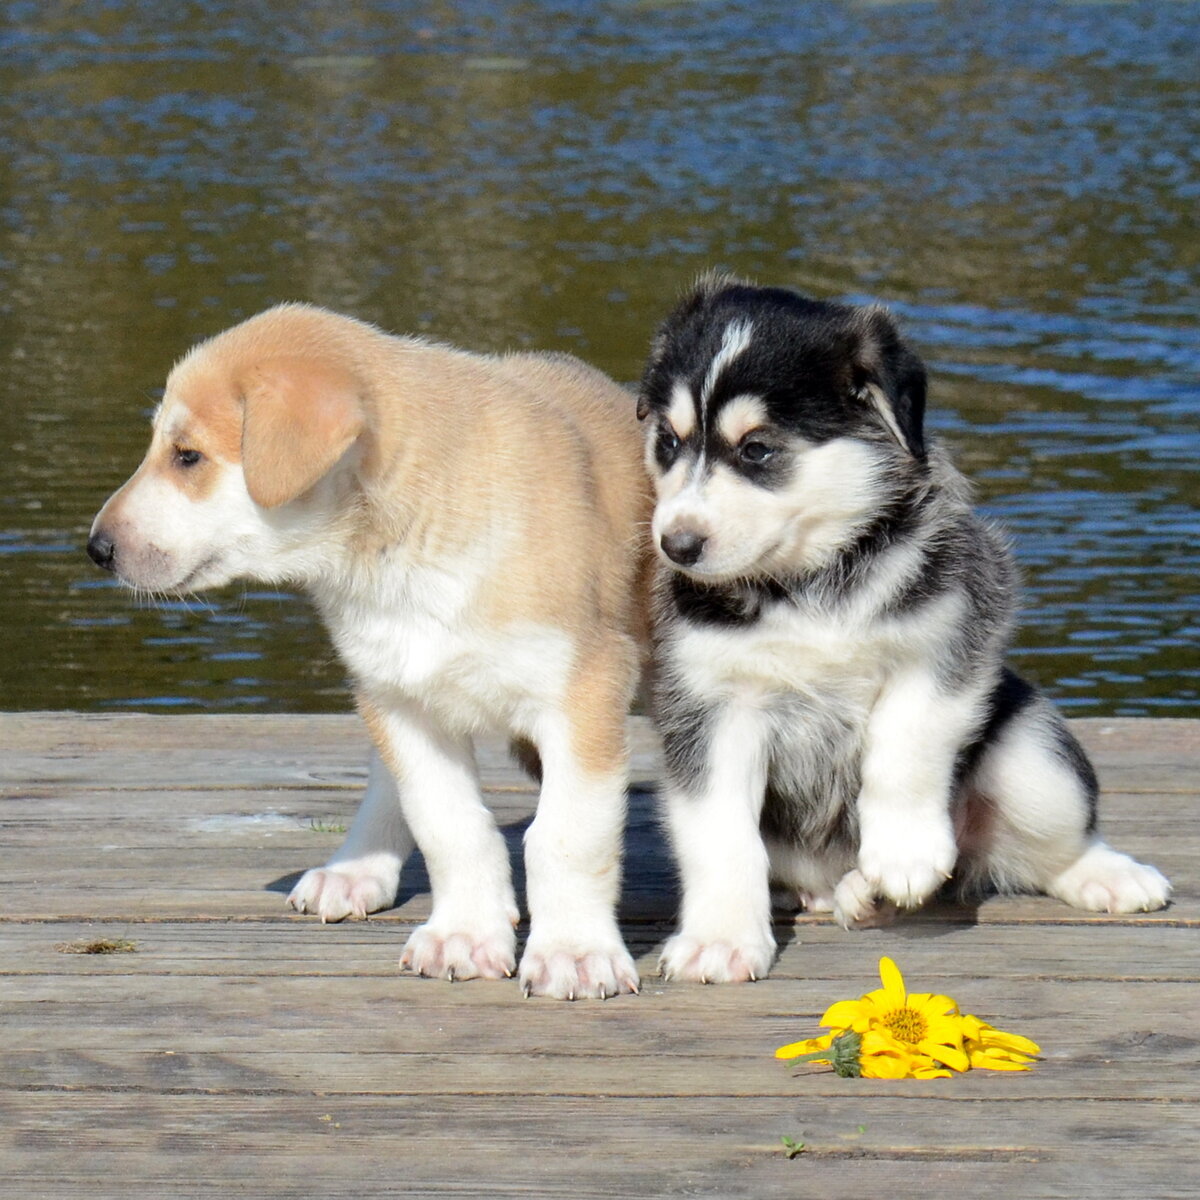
[
  {"x1": 636, "y1": 276, "x2": 1170, "y2": 984},
  {"x1": 88, "y1": 303, "x2": 652, "y2": 1000}
]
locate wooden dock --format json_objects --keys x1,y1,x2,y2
[{"x1": 1, "y1": 712, "x2": 1197, "y2": 1198}]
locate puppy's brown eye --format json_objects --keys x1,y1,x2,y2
[
  {"x1": 657, "y1": 425, "x2": 682, "y2": 462},
  {"x1": 175, "y1": 448, "x2": 202, "y2": 467},
  {"x1": 738, "y1": 440, "x2": 774, "y2": 464}
]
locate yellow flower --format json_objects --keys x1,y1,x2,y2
[
  {"x1": 775, "y1": 957, "x2": 1040, "y2": 1079},
  {"x1": 821, "y1": 956, "x2": 970, "y2": 1072}
]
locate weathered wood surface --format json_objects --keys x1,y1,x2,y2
[{"x1": 1, "y1": 712, "x2": 1197, "y2": 1198}]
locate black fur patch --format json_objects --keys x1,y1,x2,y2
[{"x1": 640, "y1": 277, "x2": 928, "y2": 462}]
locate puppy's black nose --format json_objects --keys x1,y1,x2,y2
[
  {"x1": 661, "y1": 530, "x2": 707, "y2": 567},
  {"x1": 87, "y1": 531, "x2": 116, "y2": 571}
]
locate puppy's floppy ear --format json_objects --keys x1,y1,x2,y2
[
  {"x1": 241, "y1": 357, "x2": 365, "y2": 508},
  {"x1": 852, "y1": 305, "x2": 927, "y2": 459}
]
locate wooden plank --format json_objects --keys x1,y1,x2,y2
[
  {"x1": 2, "y1": 713, "x2": 1194, "y2": 793},
  {"x1": 4, "y1": 920, "x2": 1198, "y2": 982},
  {"x1": 3, "y1": 1094, "x2": 1196, "y2": 1200}
]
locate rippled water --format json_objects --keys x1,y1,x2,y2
[{"x1": 1, "y1": 0, "x2": 1196, "y2": 716}]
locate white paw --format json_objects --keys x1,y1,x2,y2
[
  {"x1": 832, "y1": 869, "x2": 899, "y2": 930},
  {"x1": 1047, "y1": 843, "x2": 1171, "y2": 914},
  {"x1": 288, "y1": 856, "x2": 400, "y2": 922},
  {"x1": 400, "y1": 920, "x2": 517, "y2": 982},
  {"x1": 858, "y1": 817, "x2": 956, "y2": 909},
  {"x1": 519, "y1": 935, "x2": 639, "y2": 1000},
  {"x1": 658, "y1": 931, "x2": 775, "y2": 984}
]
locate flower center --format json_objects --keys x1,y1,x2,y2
[{"x1": 882, "y1": 1006, "x2": 928, "y2": 1045}]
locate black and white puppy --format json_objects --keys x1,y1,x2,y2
[{"x1": 638, "y1": 276, "x2": 1170, "y2": 984}]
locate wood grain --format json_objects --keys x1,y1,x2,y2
[{"x1": 1, "y1": 712, "x2": 1196, "y2": 1198}]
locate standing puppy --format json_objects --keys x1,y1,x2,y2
[
  {"x1": 88, "y1": 303, "x2": 652, "y2": 999},
  {"x1": 637, "y1": 276, "x2": 1170, "y2": 984}
]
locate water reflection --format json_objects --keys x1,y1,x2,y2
[{"x1": 0, "y1": 0, "x2": 1196, "y2": 716}]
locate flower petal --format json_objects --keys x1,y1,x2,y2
[
  {"x1": 776, "y1": 1035, "x2": 833, "y2": 1060},
  {"x1": 917, "y1": 1038, "x2": 970, "y2": 1072},
  {"x1": 976, "y1": 1028, "x2": 1041, "y2": 1057},
  {"x1": 878, "y1": 956, "x2": 907, "y2": 1003},
  {"x1": 820, "y1": 1000, "x2": 868, "y2": 1031}
]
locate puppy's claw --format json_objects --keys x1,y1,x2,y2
[{"x1": 522, "y1": 982, "x2": 532, "y2": 999}]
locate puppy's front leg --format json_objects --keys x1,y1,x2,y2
[
  {"x1": 288, "y1": 747, "x2": 415, "y2": 921},
  {"x1": 850, "y1": 672, "x2": 980, "y2": 919},
  {"x1": 367, "y1": 699, "x2": 519, "y2": 981},
  {"x1": 520, "y1": 673, "x2": 639, "y2": 1000},
  {"x1": 659, "y1": 702, "x2": 775, "y2": 983}
]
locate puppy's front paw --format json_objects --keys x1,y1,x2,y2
[
  {"x1": 519, "y1": 935, "x2": 639, "y2": 1000},
  {"x1": 658, "y1": 931, "x2": 775, "y2": 984},
  {"x1": 400, "y1": 920, "x2": 517, "y2": 982},
  {"x1": 1047, "y1": 843, "x2": 1171, "y2": 914},
  {"x1": 858, "y1": 818, "x2": 956, "y2": 909},
  {"x1": 288, "y1": 857, "x2": 400, "y2": 922}
]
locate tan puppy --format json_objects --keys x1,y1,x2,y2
[{"x1": 88, "y1": 304, "x2": 652, "y2": 1000}]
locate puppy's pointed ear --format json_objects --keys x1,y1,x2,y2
[
  {"x1": 241, "y1": 358, "x2": 365, "y2": 508},
  {"x1": 853, "y1": 305, "x2": 927, "y2": 460}
]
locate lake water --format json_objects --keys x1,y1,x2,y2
[{"x1": 1, "y1": 0, "x2": 1196, "y2": 717}]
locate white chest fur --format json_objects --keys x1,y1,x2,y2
[
  {"x1": 311, "y1": 548, "x2": 573, "y2": 732},
  {"x1": 676, "y1": 603, "x2": 889, "y2": 716}
]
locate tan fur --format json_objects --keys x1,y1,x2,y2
[{"x1": 99, "y1": 304, "x2": 651, "y2": 646}]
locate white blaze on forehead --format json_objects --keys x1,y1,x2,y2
[
  {"x1": 701, "y1": 319, "x2": 754, "y2": 405},
  {"x1": 667, "y1": 380, "x2": 697, "y2": 440},
  {"x1": 715, "y1": 394, "x2": 769, "y2": 446}
]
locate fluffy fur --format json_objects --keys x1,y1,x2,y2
[
  {"x1": 637, "y1": 276, "x2": 1170, "y2": 984},
  {"x1": 88, "y1": 303, "x2": 653, "y2": 1000}
]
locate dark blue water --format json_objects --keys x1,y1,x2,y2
[{"x1": 1, "y1": 0, "x2": 1196, "y2": 715}]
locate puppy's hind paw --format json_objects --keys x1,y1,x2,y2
[
  {"x1": 288, "y1": 858, "x2": 400, "y2": 923},
  {"x1": 832, "y1": 869, "x2": 900, "y2": 930},
  {"x1": 1047, "y1": 843, "x2": 1171, "y2": 914},
  {"x1": 658, "y1": 931, "x2": 775, "y2": 984}
]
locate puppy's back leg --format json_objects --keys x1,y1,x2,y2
[
  {"x1": 962, "y1": 694, "x2": 1170, "y2": 913},
  {"x1": 288, "y1": 747, "x2": 415, "y2": 922}
]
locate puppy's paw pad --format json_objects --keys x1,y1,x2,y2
[
  {"x1": 288, "y1": 865, "x2": 397, "y2": 923},
  {"x1": 519, "y1": 941, "x2": 639, "y2": 1001},
  {"x1": 658, "y1": 933, "x2": 775, "y2": 984},
  {"x1": 1049, "y1": 845, "x2": 1171, "y2": 914},
  {"x1": 400, "y1": 924, "x2": 517, "y2": 982},
  {"x1": 831, "y1": 869, "x2": 897, "y2": 929}
]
